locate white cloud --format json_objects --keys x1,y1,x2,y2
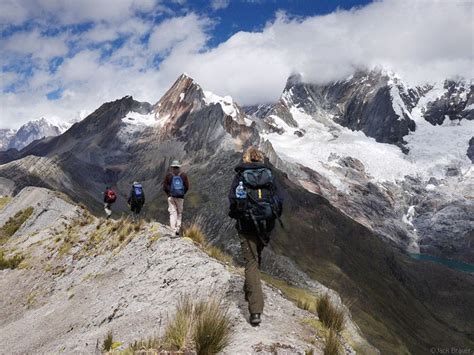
[
  {"x1": 0, "y1": 0, "x2": 162, "y2": 25},
  {"x1": 0, "y1": 0, "x2": 473, "y2": 130},
  {"x1": 148, "y1": 13, "x2": 213, "y2": 55},
  {"x1": 1, "y1": 30, "x2": 68, "y2": 59},
  {"x1": 211, "y1": 0, "x2": 230, "y2": 11}
]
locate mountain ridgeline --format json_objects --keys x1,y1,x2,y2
[
  {"x1": 0, "y1": 71, "x2": 473, "y2": 353},
  {"x1": 0, "y1": 118, "x2": 70, "y2": 151}
]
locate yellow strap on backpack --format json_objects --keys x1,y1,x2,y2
[{"x1": 258, "y1": 189, "x2": 262, "y2": 199}]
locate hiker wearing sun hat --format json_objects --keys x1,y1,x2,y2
[{"x1": 163, "y1": 159, "x2": 190, "y2": 236}]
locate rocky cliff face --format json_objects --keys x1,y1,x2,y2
[{"x1": 0, "y1": 73, "x2": 473, "y2": 353}]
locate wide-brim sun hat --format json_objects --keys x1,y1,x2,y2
[{"x1": 170, "y1": 160, "x2": 181, "y2": 167}]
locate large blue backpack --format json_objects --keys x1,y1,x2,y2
[
  {"x1": 132, "y1": 183, "x2": 144, "y2": 203},
  {"x1": 170, "y1": 174, "x2": 185, "y2": 198}
]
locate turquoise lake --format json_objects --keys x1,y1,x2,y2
[{"x1": 409, "y1": 253, "x2": 474, "y2": 274}]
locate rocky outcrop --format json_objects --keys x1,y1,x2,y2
[
  {"x1": 0, "y1": 186, "x2": 80, "y2": 237},
  {"x1": 424, "y1": 81, "x2": 473, "y2": 125}
]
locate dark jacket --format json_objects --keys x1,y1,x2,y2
[
  {"x1": 228, "y1": 162, "x2": 283, "y2": 235},
  {"x1": 163, "y1": 171, "x2": 190, "y2": 198},
  {"x1": 128, "y1": 185, "x2": 145, "y2": 206}
]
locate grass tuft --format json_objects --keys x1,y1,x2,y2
[
  {"x1": 182, "y1": 222, "x2": 206, "y2": 245},
  {"x1": 261, "y1": 274, "x2": 317, "y2": 313},
  {"x1": 205, "y1": 245, "x2": 233, "y2": 265},
  {"x1": 163, "y1": 296, "x2": 194, "y2": 350},
  {"x1": 324, "y1": 329, "x2": 342, "y2": 355},
  {"x1": 102, "y1": 330, "x2": 114, "y2": 352},
  {"x1": 127, "y1": 336, "x2": 161, "y2": 353},
  {"x1": 193, "y1": 297, "x2": 232, "y2": 355},
  {"x1": 0, "y1": 207, "x2": 34, "y2": 244},
  {"x1": 182, "y1": 221, "x2": 234, "y2": 266},
  {"x1": 317, "y1": 294, "x2": 345, "y2": 333},
  {"x1": 0, "y1": 249, "x2": 24, "y2": 269},
  {"x1": 0, "y1": 196, "x2": 11, "y2": 211},
  {"x1": 297, "y1": 298, "x2": 314, "y2": 312}
]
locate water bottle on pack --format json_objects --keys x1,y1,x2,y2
[{"x1": 235, "y1": 181, "x2": 247, "y2": 199}]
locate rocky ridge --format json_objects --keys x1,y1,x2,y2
[{"x1": 0, "y1": 186, "x2": 372, "y2": 354}]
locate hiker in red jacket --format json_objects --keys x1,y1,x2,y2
[
  {"x1": 163, "y1": 160, "x2": 189, "y2": 236},
  {"x1": 103, "y1": 186, "x2": 117, "y2": 219}
]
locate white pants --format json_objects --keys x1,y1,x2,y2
[
  {"x1": 104, "y1": 203, "x2": 112, "y2": 218},
  {"x1": 168, "y1": 197, "x2": 184, "y2": 233}
]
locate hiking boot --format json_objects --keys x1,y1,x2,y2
[{"x1": 250, "y1": 313, "x2": 261, "y2": 326}]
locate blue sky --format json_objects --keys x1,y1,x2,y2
[{"x1": 0, "y1": 0, "x2": 472, "y2": 128}]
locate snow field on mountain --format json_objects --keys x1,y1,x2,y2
[
  {"x1": 262, "y1": 107, "x2": 418, "y2": 189},
  {"x1": 264, "y1": 84, "x2": 474, "y2": 190},
  {"x1": 204, "y1": 90, "x2": 253, "y2": 126}
]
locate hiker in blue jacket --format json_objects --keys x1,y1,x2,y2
[
  {"x1": 128, "y1": 181, "x2": 145, "y2": 222},
  {"x1": 163, "y1": 160, "x2": 189, "y2": 236}
]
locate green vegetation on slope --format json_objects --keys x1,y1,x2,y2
[
  {"x1": 0, "y1": 207, "x2": 34, "y2": 244},
  {"x1": 0, "y1": 196, "x2": 12, "y2": 211},
  {"x1": 0, "y1": 249, "x2": 24, "y2": 269}
]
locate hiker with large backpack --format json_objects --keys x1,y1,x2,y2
[
  {"x1": 103, "y1": 186, "x2": 117, "y2": 219},
  {"x1": 128, "y1": 181, "x2": 145, "y2": 222},
  {"x1": 163, "y1": 160, "x2": 189, "y2": 236},
  {"x1": 228, "y1": 147, "x2": 283, "y2": 326}
]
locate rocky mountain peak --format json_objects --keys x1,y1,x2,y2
[
  {"x1": 153, "y1": 73, "x2": 204, "y2": 113},
  {"x1": 5, "y1": 118, "x2": 63, "y2": 151},
  {"x1": 151, "y1": 74, "x2": 207, "y2": 136}
]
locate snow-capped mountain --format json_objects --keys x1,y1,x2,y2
[
  {"x1": 0, "y1": 72, "x2": 472, "y2": 353},
  {"x1": 0, "y1": 118, "x2": 73, "y2": 151},
  {"x1": 251, "y1": 70, "x2": 473, "y2": 263}
]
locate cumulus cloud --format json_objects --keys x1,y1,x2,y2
[
  {"x1": 211, "y1": 0, "x2": 230, "y2": 11},
  {"x1": 0, "y1": 0, "x2": 472, "y2": 129},
  {"x1": 0, "y1": 0, "x2": 162, "y2": 25},
  {"x1": 148, "y1": 13, "x2": 213, "y2": 55},
  {"x1": 1, "y1": 30, "x2": 68, "y2": 61}
]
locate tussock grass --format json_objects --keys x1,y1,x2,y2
[
  {"x1": 26, "y1": 291, "x2": 37, "y2": 308},
  {"x1": 193, "y1": 297, "x2": 232, "y2": 355},
  {"x1": 297, "y1": 299, "x2": 314, "y2": 312},
  {"x1": 205, "y1": 245, "x2": 233, "y2": 265},
  {"x1": 324, "y1": 329, "x2": 342, "y2": 355},
  {"x1": 0, "y1": 196, "x2": 11, "y2": 210},
  {"x1": 182, "y1": 221, "x2": 233, "y2": 266},
  {"x1": 317, "y1": 294, "x2": 345, "y2": 333},
  {"x1": 126, "y1": 335, "x2": 161, "y2": 353},
  {"x1": 163, "y1": 296, "x2": 194, "y2": 350},
  {"x1": 261, "y1": 274, "x2": 317, "y2": 313},
  {"x1": 182, "y1": 222, "x2": 206, "y2": 245},
  {"x1": 0, "y1": 249, "x2": 24, "y2": 269},
  {"x1": 0, "y1": 207, "x2": 34, "y2": 244},
  {"x1": 123, "y1": 295, "x2": 232, "y2": 354},
  {"x1": 102, "y1": 330, "x2": 114, "y2": 351}
]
